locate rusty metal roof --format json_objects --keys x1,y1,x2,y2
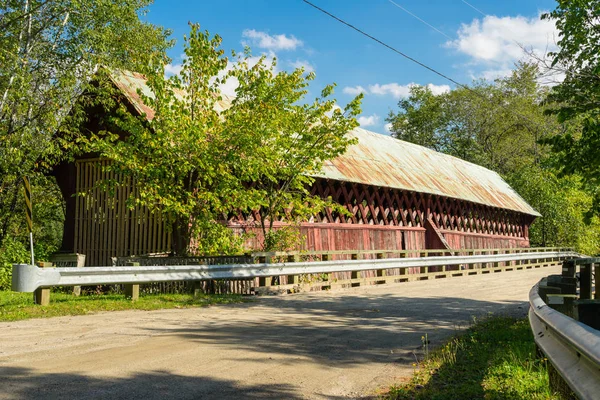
[
  {"x1": 108, "y1": 69, "x2": 232, "y2": 120},
  {"x1": 317, "y1": 128, "x2": 540, "y2": 216},
  {"x1": 108, "y1": 70, "x2": 539, "y2": 217}
]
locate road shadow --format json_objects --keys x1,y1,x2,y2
[
  {"x1": 0, "y1": 292, "x2": 530, "y2": 399},
  {"x1": 0, "y1": 366, "x2": 301, "y2": 400},
  {"x1": 143, "y1": 293, "x2": 527, "y2": 366}
]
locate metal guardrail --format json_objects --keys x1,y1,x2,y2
[
  {"x1": 13, "y1": 250, "x2": 577, "y2": 293},
  {"x1": 252, "y1": 246, "x2": 572, "y2": 259},
  {"x1": 529, "y1": 280, "x2": 600, "y2": 400}
]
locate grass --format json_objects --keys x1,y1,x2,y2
[
  {"x1": 0, "y1": 290, "x2": 247, "y2": 322},
  {"x1": 384, "y1": 316, "x2": 559, "y2": 400}
]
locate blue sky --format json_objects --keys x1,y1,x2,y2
[{"x1": 144, "y1": 0, "x2": 559, "y2": 134}]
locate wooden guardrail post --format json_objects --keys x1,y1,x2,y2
[
  {"x1": 547, "y1": 294, "x2": 578, "y2": 319},
  {"x1": 580, "y1": 262, "x2": 593, "y2": 300},
  {"x1": 351, "y1": 253, "x2": 360, "y2": 280},
  {"x1": 287, "y1": 254, "x2": 299, "y2": 285},
  {"x1": 258, "y1": 256, "x2": 273, "y2": 287},
  {"x1": 419, "y1": 251, "x2": 428, "y2": 275},
  {"x1": 322, "y1": 254, "x2": 332, "y2": 282},
  {"x1": 595, "y1": 263, "x2": 600, "y2": 300},
  {"x1": 33, "y1": 262, "x2": 53, "y2": 306},
  {"x1": 376, "y1": 252, "x2": 386, "y2": 277},
  {"x1": 124, "y1": 262, "x2": 140, "y2": 301}
]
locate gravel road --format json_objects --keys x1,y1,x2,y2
[{"x1": 0, "y1": 266, "x2": 557, "y2": 399}]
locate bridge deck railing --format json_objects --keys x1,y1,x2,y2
[
  {"x1": 13, "y1": 248, "x2": 577, "y2": 304},
  {"x1": 529, "y1": 257, "x2": 600, "y2": 399}
]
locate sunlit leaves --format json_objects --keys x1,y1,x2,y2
[{"x1": 89, "y1": 23, "x2": 362, "y2": 253}]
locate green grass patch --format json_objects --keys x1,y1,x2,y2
[
  {"x1": 0, "y1": 290, "x2": 247, "y2": 322},
  {"x1": 385, "y1": 316, "x2": 558, "y2": 400}
]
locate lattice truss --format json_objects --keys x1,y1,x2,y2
[{"x1": 228, "y1": 178, "x2": 529, "y2": 237}]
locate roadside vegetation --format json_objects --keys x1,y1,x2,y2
[
  {"x1": 384, "y1": 316, "x2": 558, "y2": 400},
  {"x1": 0, "y1": 290, "x2": 245, "y2": 322}
]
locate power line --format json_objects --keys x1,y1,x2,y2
[
  {"x1": 301, "y1": 0, "x2": 555, "y2": 136},
  {"x1": 301, "y1": 0, "x2": 468, "y2": 90},
  {"x1": 387, "y1": 0, "x2": 452, "y2": 40},
  {"x1": 461, "y1": 0, "x2": 486, "y2": 17}
]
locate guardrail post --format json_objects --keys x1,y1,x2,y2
[
  {"x1": 596, "y1": 263, "x2": 600, "y2": 300},
  {"x1": 33, "y1": 262, "x2": 53, "y2": 306},
  {"x1": 322, "y1": 254, "x2": 332, "y2": 282},
  {"x1": 419, "y1": 251, "x2": 428, "y2": 275},
  {"x1": 351, "y1": 253, "x2": 360, "y2": 280},
  {"x1": 124, "y1": 262, "x2": 140, "y2": 301},
  {"x1": 562, "y1": 259, "x2": 576, "y2": 278},
  {"x1": 287, "y1": 255, "x2": 299, "y2": 285},
  {"x1": 577, "y1": 299, "x2": 600, "y2": 330},
  {"x1": 258, "y1": 256, "x2": 272, "y2": 287},
  {"x1": 580, "y1": 262, "x2": 593, "y2": 300},
  {"x1": 376, "y1": 252, "x2": 386, "y2": 277},
  {"x1": 546, "y1": 294, "x2": 578, "y2": 319}
]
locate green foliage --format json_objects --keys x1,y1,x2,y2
[
  {"x1": 542, "y1": 1, "x2": 600, "y2": 121},
  {"x1": 541, "y1": 1, "x2": 600, "y2": 212},
  {"x1": 263, "y1": 226, "x2": 305, "y2": 252},
  {"x1": 0, "y1": 236, "x2": 29, "y2": 290},
  {"x1": 507, "y1": 167, "x2": 600, "y2": 254},
  {"x1": 189, "y1": 220, "x2": 246, "y2": 256},
  {"x1": 0, "y1": 0, "x2": 170, "y2": 251},
  {"x1": 388, "y1": 62, "x2": 600, "y2": 254},
  {"x1": 386, "y1": 317, "x2": 558, "y2": 400},
  {"x1": 0, "y1": 175, "x2": 63, "y2": 288},
  {"x1": 387, "y1": 63, "x2": 554, "y2": 175},
  {"x1": 87, "y1": 23, "x2": 362, "y2": 254}
]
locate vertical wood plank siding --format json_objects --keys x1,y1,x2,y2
[
  {"x1": 73, "y1": 159, "x2": 530, "y2": 266},
  {"x1": 74, "y1": 159, "x2": 171, "y2": 266}
]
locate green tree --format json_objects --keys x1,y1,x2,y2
[
  {"x1": 541, "y1": 1, "x2": 600, "y2": 213},
  {"x1": 542, "y1": 1, "x2": 600, "y2": 121},
  {"x1": 0, "y1": 0, "x2": 170, "y2": 249},
  {"x1": 387, "y1": 62, "x2": 600, "y2": 253},
  {"x1": 507, "y1": 166, "x2": 600, "y2": 254},
  {"x1": 387, "y1": 63, "x2": 554, "y2": 175},
  {"x1": 89, "y1": 25, "x2": 361, "y2": 254}
]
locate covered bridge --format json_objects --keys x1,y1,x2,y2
[{"x1": 54, "y1": 70, "x2": 540, "y2": 266}]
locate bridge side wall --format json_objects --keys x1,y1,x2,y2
[{"x1": 58, "y1": 160, "x2": 533, "y2": 266}]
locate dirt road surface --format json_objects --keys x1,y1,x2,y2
[{"x1": 0, "y1": 266, "x2": 556, "y2": 399}]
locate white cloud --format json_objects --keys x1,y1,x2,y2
[
  {"x1": 242, "y1": 29, "x2": 303, "y2": 51},
  {"x1": 343, "y1": 85, "x2": 367, "y2": 95},
  {"x1": 426, "y1": 83, "x2": 451, "y2": 95},
  {"x1": 369, "y1": 83, "x2": 413, "y2": 98},
  {"x1": 384, "y1": 123, "x2": 393, "y2": 133},
  {"x1": 368, "y1": 82, "x2": 450, "y2": 98},
  {"x1": 289, "y1": 59, "x2": 315, "y2": 73},
  {"x1": 447, "y1": 14, "x2": 558, "y2": 79},
  {"x1": 164, "y1": 63, "x2": 183, "y2": 77},
  {"x1": 357, "y1": 114, "x2": 380, "y2": 127}
]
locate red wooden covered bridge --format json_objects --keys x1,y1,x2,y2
[{"x1": 54, "y1": 70, "x2": 540, "y2": 266}]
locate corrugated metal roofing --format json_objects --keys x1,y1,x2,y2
[
  {"x1": 317, "y1": 128, "x2": 540, "y2": 216},
  {"x1": 108, "y1": 69, "x2": 540, "y2": 217},
  {"x1": 109, "y1": 69, "x2": 232, "y2": 120}
]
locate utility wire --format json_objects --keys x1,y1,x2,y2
[
  {"x1": 302, "y1": 0, "x2": 468, "y2": 91},
  {"x1": 461, "y1": 0, "x2": 486, "y2": 17},
  {"x1": 301, "y1": 0, "x2": 556, "y2": 136},
  {"x1": 387, "y1": 0, "x2": 452, "y2": 40}
]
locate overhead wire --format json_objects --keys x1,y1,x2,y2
[
  {"x1": 387, "y1": 0, "x2": 452, "y2": 40},
  {"x1": 301, "y1": 0, "x2": 557, "y2": 136},
  {"x1": 461, "y1": 0, "x2": 486, "y2": 17}
]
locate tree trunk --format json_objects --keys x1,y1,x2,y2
[{"x1": 171, "y1": 217, "x2": 191, "y2": 256}]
